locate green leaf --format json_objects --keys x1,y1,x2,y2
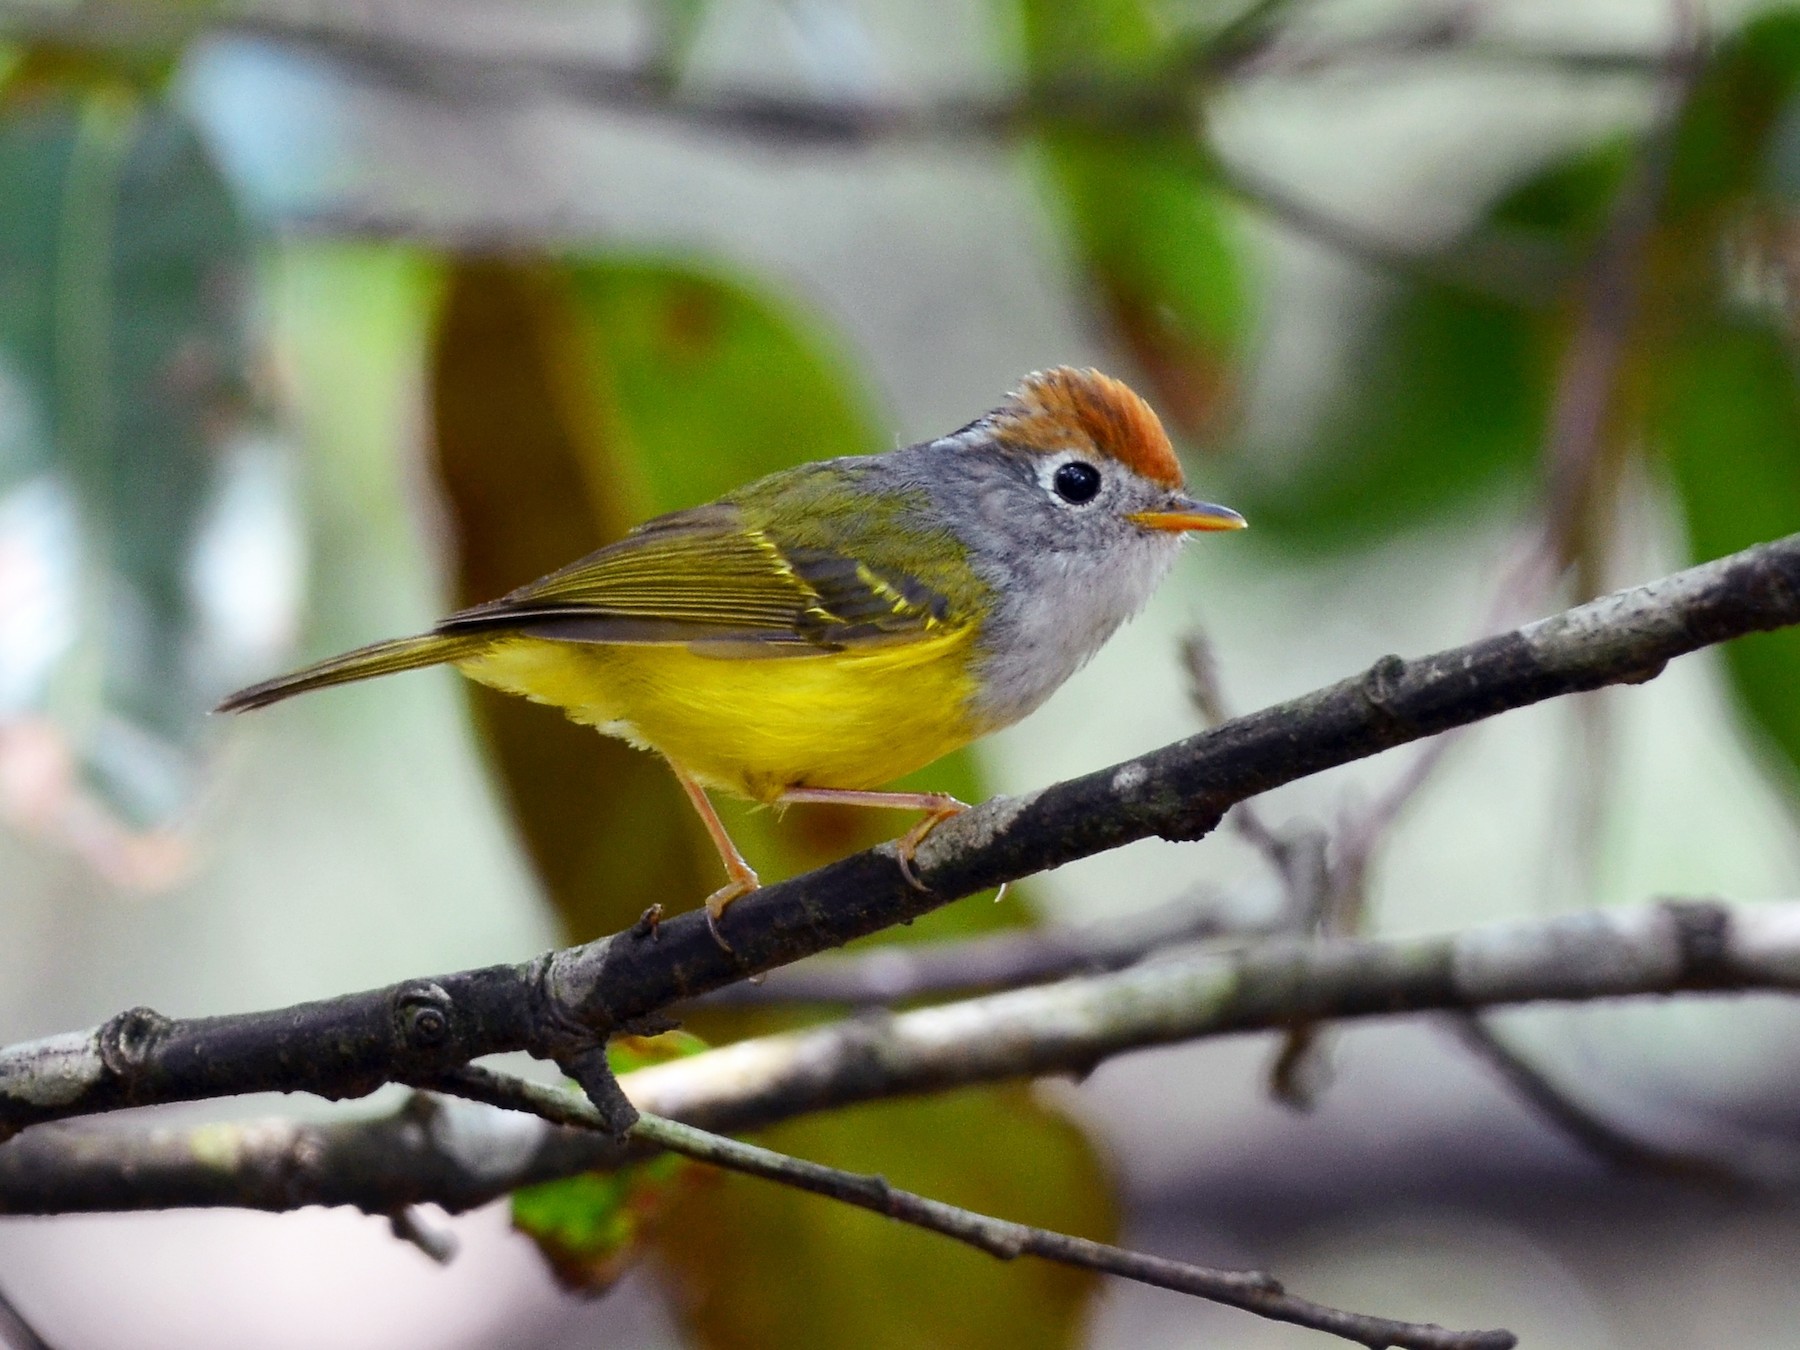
[
  {"x1": 1657, "y1": 317, "x2": 1800, "y2": 791},
  {"x1": 1046, "y1": 132, "x2": 1248, "y2": 439},
  {"x1": 1488, "y1": 139, "x2": 1632, "y2": 242},
  {"x1": 656, "y1": 1087, "x2": 1117, "y2": 1350},
  {"x1": 513, "y1": 1155, "x2": 695, "y2": 1294},
  {"x1": 1227, "y1": 281, "x2": 1544, "y2": 550}
]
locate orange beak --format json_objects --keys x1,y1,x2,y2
[{"x1": 1128, "y1": 496, "x2": 1247, "y2": 533}]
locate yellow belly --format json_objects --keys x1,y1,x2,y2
[{"x1": 456, "y1": 628, "x2": 984, "y2": 802}]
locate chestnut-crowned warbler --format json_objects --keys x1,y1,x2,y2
[{"x1": 220, "y1": 367, "x2": 1244, "y2": 942}]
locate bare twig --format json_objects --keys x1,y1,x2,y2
[
  {"x1": 387, "y1": 1205, "x2": 459, "y2": 1264},
  {"x1": 1541, "y1": 3, "x2": 1703, "y2": 565},
  {"x1": 1444, "y1": 1013, "x2": 1749, "y2": 1189},
  {"x1": 1, "y1": 0, "x2": 1686, "y2": 279},
  {"x1": 0, "y1": 2, "x2": 1676, "y2": 139},
  {"x1": 435, "y1": 1066, "x2": 1513, "y2": 1350},
  {"x1": 1181, "y1": 632, "x2": 1289, "y2": 863},
  {"x1": 698, "y1": 890, "x2": 1268, "y2": 1008},
  {"x1": 0, "y1": 538, "x2": 1798, "y2": 1138},
  {"x1": 0, "y1": 1284, "x2": 54, "y2": 1350},
  {"x1": 4, "y1": 897, "x2": 1800, "y2": 1218}
]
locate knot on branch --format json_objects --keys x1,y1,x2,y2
[
  {"x1": 522, "y1": 950, "x2": 640, "y2": 1139},
  {"x1": 389, "y1": 982, "x2": 461, "y2": 1065},
  {"x1": 98, "y1": 1007, "x2": 171, "y2": 1091},
  {"x1": 1358, "y1": 654, "x2": 1412, "y2": 725},
  {"x1": 1662, "y1": 899, "x2": 1733, "y2": 986},
  {"x1": 1157, "y1": 798, "x2": 1225, "y2": 843}
]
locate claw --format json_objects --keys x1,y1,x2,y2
[
  {"x1": 894, "y1": 802, "x2": 967, "y2": 892},
  {"x1": 703, "y1": 873, "x2": 759, "y2": 954}
]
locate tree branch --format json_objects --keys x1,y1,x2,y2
[
  {"x1": 4, "y1": 897, "x2": 1800, "y2": 1217},
  {"x1": 2, "y1": 534, "x2": 1800, "y2": 1139},
  {"x1": 1, "y1": 2, "x2": 1672, "y2": 148},
  {"x1": 696, "y1": 888, "x2": 1270, "y2": 1008},
  {"x1": 1443, "y1": 1012, "x2": 1752, "y2": 1189},
  {"x1": 0, "y1": 1285, "x2": 54, "y2": 1350},
  {"x1": 2, "y1": 0, "x2": 1680, "y2": 278},
  {"x1": 436, "y1": 1065, "x2": 1514, "y2": 1350}
]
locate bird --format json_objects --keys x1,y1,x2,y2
[{"x1": 219, "y1": 367, "x2": 1245, "y2": 946}]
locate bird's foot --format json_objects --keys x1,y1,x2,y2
[
  {"x1": 704, "y1": 871, "x2": 760, "y2": 954},
  {"x1": 894, "y1": 797, "x2": 968, "y2": 891}
]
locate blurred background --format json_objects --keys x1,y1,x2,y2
[{"x1": 2, "y1": 0, "x2": 1800, "y2": 1346}]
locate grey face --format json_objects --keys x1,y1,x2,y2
[{"x1": 894, "y1": 435, "x2": 1193, "y2": 730}]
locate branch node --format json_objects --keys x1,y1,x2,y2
[
  {"x1": 98, "y1": 1006, "x2": 172, "y2": 1087},
  {"x1": 1662, "y1": 898, "x2": 1733, "y2": 986},
  {"x1": 555, "y1": 1042, "x2": 639, "y2": 1138},
  {"x1": 1357, "y1": 654, "x2": 1412, "y2": 724},
  {"x1": 390, "y1": 982, "x2": 458, "y2": 1059},
  {"x1": 388, "y1": 1205, "x2": 459, "y2": 1264},
  {"x1": 631, "y1": 904, "x2": 665, "y2": 940},
  {"x1": 618, "y1": 1012, "x2": 682, "y2": 1038},
  {"x1": 1157, "y1": 802, "x2": 1225, "y2": 843}
]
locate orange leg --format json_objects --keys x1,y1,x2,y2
[
  {"x1": 774, "y1": 788, "x2": 968, "y2": 891},
  {"x1": 675, "y1": 771, "x2": 760, "y2": 951}
]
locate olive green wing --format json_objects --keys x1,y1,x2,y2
[{"x1": 436, "y1": 503, "x2": 953, "y2": 653}]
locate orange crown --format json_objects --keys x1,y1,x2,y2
[{"x1": 987, "y1": 367, "x2": 1183, "y2": 488}]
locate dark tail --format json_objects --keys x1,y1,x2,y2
[{"x1": 216, "y1": 633, "x2": 487, "y2": 713}]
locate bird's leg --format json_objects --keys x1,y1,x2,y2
[
  {"x1": 674, "y1": 771, "x2": 760, "y2": 952},
  {"x1": 773, "y1": 788, "x2": 968, "y2": 891}
]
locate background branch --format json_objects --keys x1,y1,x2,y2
[
  {"x1": 0, "y1": 1286, "x2": 54, "y2": 1350},
  {"x1": 1, "y1": 0, "x2": 1673, "y2": 275},
  {"x1": 1443, "y1": 1012, "x2": 1752, "y2": 1189},
  {"x1": 697, "y1": 888, "x2": 1270, "y2": 1008},
  {"x1": 437, "y1": 1065, "x2": 1515, "y2": 1350}
]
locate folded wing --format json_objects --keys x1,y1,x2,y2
[{"x1": 437, "y1": 503, "x2": 952, "y2": 654}]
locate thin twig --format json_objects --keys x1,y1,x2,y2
[
  {"x1": 1185, "y1": 630, "x2": 1344, "y2": 1104},
  {"x1": 1541, "y1": 1, "x2": 1704, "y2": 564},
  {"x1": 1, "y1": 0, "x2": 1685, "y2": 279},
  {"x1": 697, "y1": 890, "x2": 1269, "y2": 1008},
  {"x1": 387, "y1": 1206, "x2": 459, "y2": 1264},
  {"x1": 1181, "y1": 632, "x2": 1288, "y2": 863},
  {"x1": 1445, "y1": 1013, "x2": 1750, "y2": 1190},
  {"x1": 436, "y1": 1066, "x2": 1514, "y2": 1350},
  {"x1": 0, "y1": 1284, "x2": 53, "y2": 1350},
  {"x1": 0, "y1": 2, "x2": 1677, "y2": 141}
]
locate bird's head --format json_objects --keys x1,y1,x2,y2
[
  {"x1": 962, "y1": 366, "x2": 1245, "y2": 541},
  {"x1": 920, "y1": 367, "x2": 1243, "y2": 723}
]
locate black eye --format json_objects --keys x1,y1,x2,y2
[{"x1": 1052, "y1": 460, "x2": 1101, "y2": 504}]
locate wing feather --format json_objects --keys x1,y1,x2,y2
[{"x1": 436, "y1": 503, "x2": 951, "y2": 652}]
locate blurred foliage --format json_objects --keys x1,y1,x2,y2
[
  {"x1": 1659, "y1": 320, "x2": 1800, "y2": 794},
  {"x1": 513, "y1": 1156, "x2": 697, "y2": 1293},
  {"x1": 0, "y1": 81, "x2": 293, "y2": 873},
  {"x1": 1215, "y1": 10, "x2": 1800, "y2": 799},
  {"x1": 1233, "y1": 283, "x2": 1547, "y2": 549},
  {"x1": 426, "y1": 254, "x2": 1112, "y2": 1346},
  {"x1": 1017, "y1": 0, "x2": 1249, "y2": 441}
]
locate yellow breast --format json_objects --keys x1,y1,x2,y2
[{"x1": 455, "y1": 627, "x2": 984, "y2": 802}]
